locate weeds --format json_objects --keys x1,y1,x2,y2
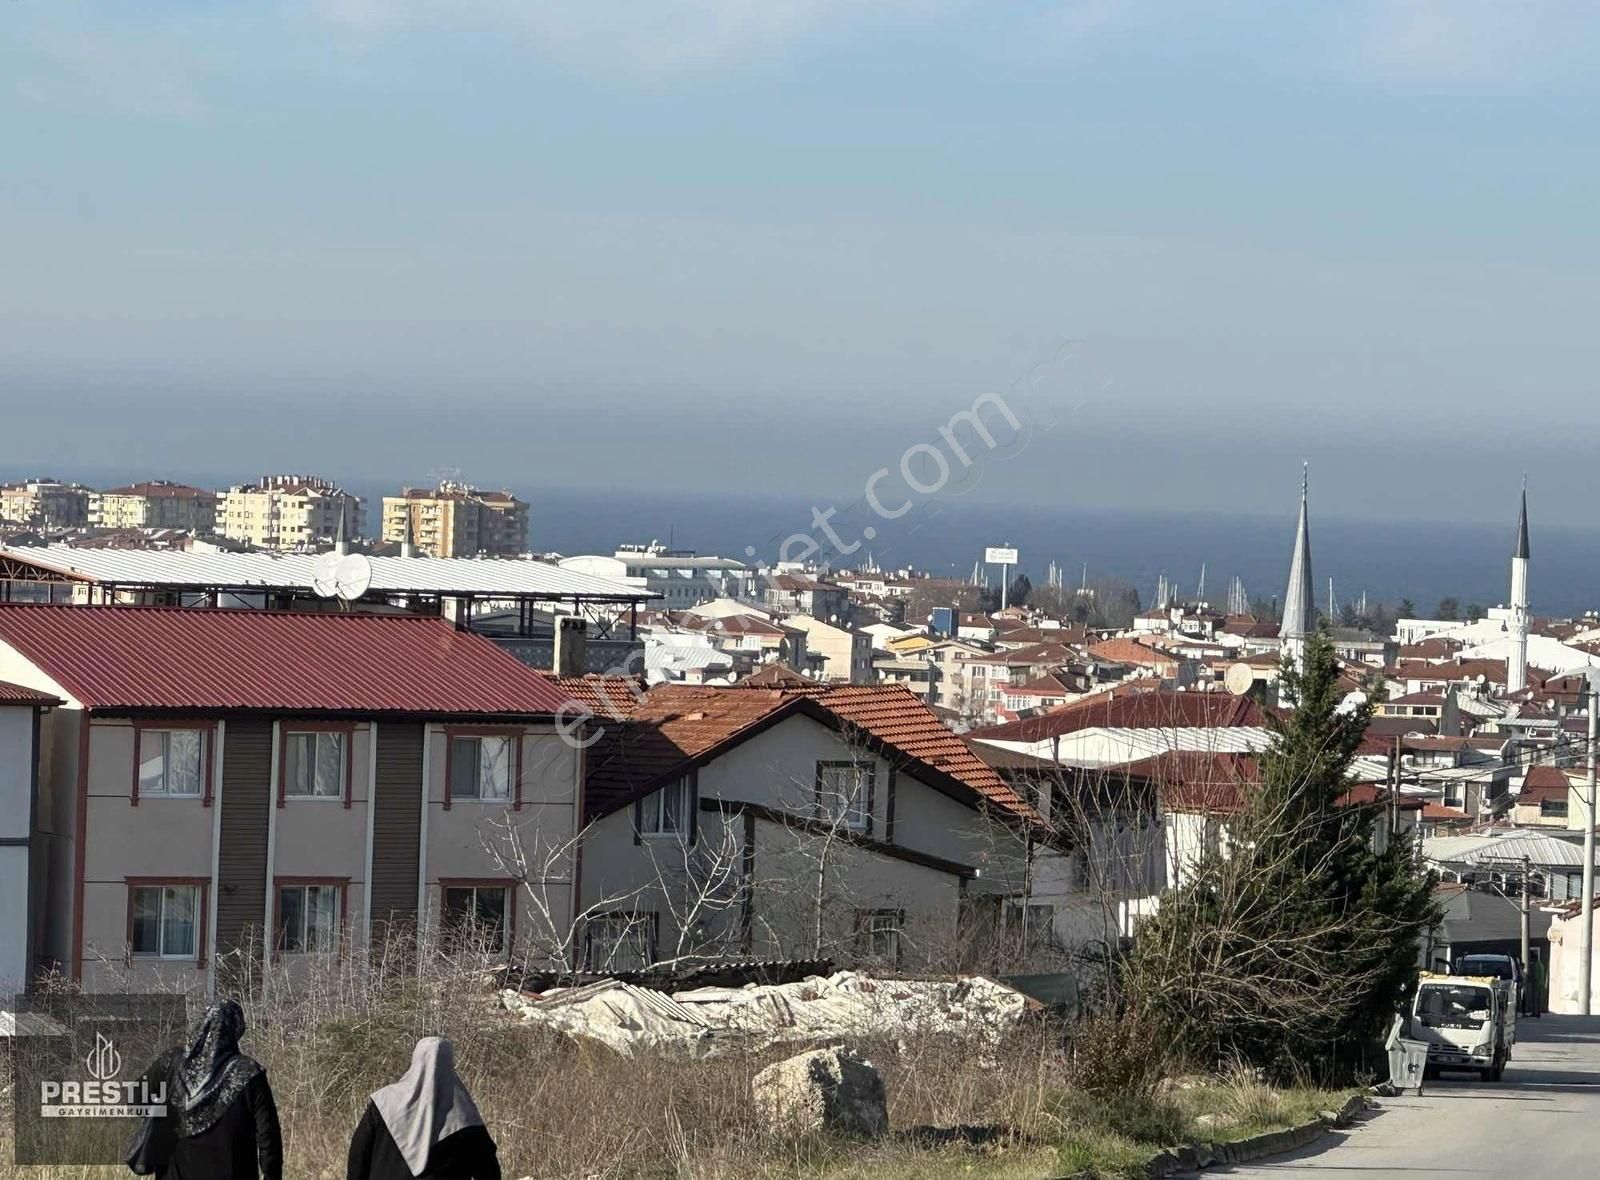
[{"x1": 0, "y1": 947, "x2": 1359, "y2": 1180}]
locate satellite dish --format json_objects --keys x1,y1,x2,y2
[
  {"x1": 335, "y1": 554, "x2": 372, "y2": 602},
  {"x1": 311, "y1": 551, "x2": 341, "y2": 598},
  {"x1": 1224, "y1": 663, "x2": 1257, "y2": 696}
]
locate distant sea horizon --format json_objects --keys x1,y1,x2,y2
[{"x1": 19, "y1": 467, "x2": 1600, "y2": 617}]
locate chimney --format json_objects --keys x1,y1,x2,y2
[{"x1": 553, "y1": 616, "x2": 589, "y2": 677}]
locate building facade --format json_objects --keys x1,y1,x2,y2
[
  {"x1": 558, "y1": 545, "x2": 751, "y2": 606},
  {"x1": 381, "y1": 482, "x2": 529, "y2": 558},
  {"x1": 218, "y1": 475, "x2": 366, "y2": 550},
  {"x1": 90, "y1": 482, "x2": 218, "y2": 533},
  {"x1": 564, "y1": 681, "x2": 1040, "y2": 971},
  {"x1": 0, "y1": 479, "x2": 93, "y2": 530},
  {"x1": 0, "y1": 605, "x2": 579, "y2": 993},
  {"x1": 0, "y1": 682, "x2": 61, "y2": 993}
]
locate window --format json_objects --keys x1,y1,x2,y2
[
  {"x1": 443, "y1": 885, "x2": 509, "y2": 953},
  {"x1": 639, "y1": 777, "x2": 693, "y2": 838},
  {"x1": 449, "y1": 735, "x2": 513, "y2": 801},
  {"x1": 137, "y1": 729, "x2": 205, "y2": 799},
  {"x1": 855, "y1": 909, "x2": 903, "y2": 966},
  {"x1": 1541, "y1": 798, "x2": 1569, "y2": 818},
  {"x1": 816, "y1": 761, "x2": 873, "y2": 832},
  {"x1": 284, "y1": 731, "x2": 345, "y2": 799},
  {"x1": 583, "y1": 912, "x2": 656, "y2": 972},
  {"x1": 130, "y1": 885, "x2": 200, "y2": 958},
  {"x1": 277, "y1": 883, "x2": 341, "y2": 953},
  {"x1": 1005, "y1": 902, "x2": 1056, "y2": 953}
]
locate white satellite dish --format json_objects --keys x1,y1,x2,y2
[
  {"x1": 310, "y1": 551, "x2": 341, "y2": 598},
  {"x1": 335, "y1": 554, "x2": 373, "y2": 602}
]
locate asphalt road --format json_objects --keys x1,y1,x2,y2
[{"x1": 1220, "y1": 1013, "x2": 1600, "y2": 1177}]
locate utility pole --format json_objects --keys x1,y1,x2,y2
[
  {"x1": 1520, "y1": 854, "x2": 1531, "y2": 988},
  {"x1": 1583, "y1": 687, "x2": 1597, "y2": 1015}
]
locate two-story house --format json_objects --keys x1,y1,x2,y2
[
  {"x1": 559, "y1": 681, "x2": 1039, "y2": 972},
  {"x1": 0, "y1": 604, "x2": 582, "y2": 993}
]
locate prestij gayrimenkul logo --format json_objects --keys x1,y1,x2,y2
[{"x1": 40, "y1": 1031, "x2": 166, "y2": 1118}]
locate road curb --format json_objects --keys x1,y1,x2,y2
[{"x1": 1056, "y1": 1093, "x2": 1373, "y2": 1179}]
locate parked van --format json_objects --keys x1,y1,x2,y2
[{"x1": 1412, "y1": 973, "x2": 1514, "y2": 1081}]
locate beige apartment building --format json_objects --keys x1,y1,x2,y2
[
  {"x1": 0, "y1": 479, "x2": 93, "y2": 530},
  {"x1": 381, "y1": 481, "x2": 529, "y2": 558},
  {"x1": 91, "y1": 482, "x2": 218, "y2": 533},
  {"x1": 0, "y1": 604, "x2": 581, "y2": 993},
  {"x1": 219, "y1": 475, "x2": 366, "y2": 551}
]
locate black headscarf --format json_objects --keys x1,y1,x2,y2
[{"x1": 173, "y1": 999, "x2": 263, "y2": 1137}]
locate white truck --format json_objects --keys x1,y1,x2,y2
[{"x1": 1411, "y1": 972, "x2": 1515, "y2": 1081}]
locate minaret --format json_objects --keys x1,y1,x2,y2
[
  {"x1": 1508, "y1": 481, "x2": 1530, "y2": 694},
  {"x1": 333, "y1": 507, "x2": 351, "y2": 557},
  {"x1": 400, "y1": 509, "x2": 417, "y2": 559},
  {"x1": 1279, "y1": 466, "x2": 1314, "y2": 673}
]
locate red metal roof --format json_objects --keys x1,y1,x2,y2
[
  {"x1": 0, "y1": 604, "x2": 572, "y2": 716},
  {"x1": 0, "y1": 679, "x2": 62, "y2": 708}
]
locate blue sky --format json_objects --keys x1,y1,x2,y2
[{"x1": 5, "y1": 2, "x2": 1600, "y2": 525}]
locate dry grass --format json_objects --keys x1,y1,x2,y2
[
  {"x1": 0, "y1": 945, "x2": 1064, "y2": 1180},
  {"x1": 0, "y1": 954, "x2": 1360, "y2": 1180}
]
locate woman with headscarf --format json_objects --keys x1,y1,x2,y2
[
  {"x1": 347, "y1": 1038, "x2": 500, "y2": 1180},
  {"x1": 137, "y1": 998, "x2": 283, "y2": 1179}
]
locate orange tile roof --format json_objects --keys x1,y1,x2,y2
[
  {"x1": 1125, "y1": 751, "x2": 1259, "y2": 814},
  {"x1": 1087, "y1": 637, "x2": 1178, "y2": 668},
  {"x1": 740, "y1": 662, "x2": 820, "y2": 687},
  {"x1": 970, "y1": 688, "x2": 1271, "y2": 743},
  {"x1": 576, "y1": 682, "x2": 1034, "y2": 823}
]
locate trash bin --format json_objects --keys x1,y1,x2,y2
[
  {"x1": 1391, "y1": 1038, "x2": 1430, "y2": 1094},
  {"x1": 1384, "y1": 1015, "x2": 1429, "y2": 1095}
]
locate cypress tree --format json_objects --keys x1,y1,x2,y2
[{"x1": 1128, "y1": 629, "x2": 1439, "y2": 1080}]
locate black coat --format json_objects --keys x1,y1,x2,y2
[
  {"x1": 162, "y1": 1070, "x2": 283, "y2": 1180},
  {"x1": 346, "y1": 1100, "x2": 501, "y2": 1180}
]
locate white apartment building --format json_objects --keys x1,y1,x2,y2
[{"x1": 559, "y1": 544, "x2": 751, "y2": 607}]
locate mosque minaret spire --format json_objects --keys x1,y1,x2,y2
[{"x1": 1508, "y1": 479, "x2": 1530, "y2": 695}]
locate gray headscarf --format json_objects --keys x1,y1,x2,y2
[
  {"x1": 175, "y1": 999, "x2": 263, "y2": 1137},
  {"x1": 371, "y1": 1037, "x2": 484, "y2": 1176}
]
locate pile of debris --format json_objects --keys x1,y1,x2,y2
[{"x1": 500, "y1": 970, "x2": 1034, "y2": 1057}]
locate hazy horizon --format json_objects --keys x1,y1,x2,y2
[{"x1": 7, "y1": 4, "x2": 1600, "y2": 527}]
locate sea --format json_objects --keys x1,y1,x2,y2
[
  {"x1": 456, "y1": 485, "x2": 1599, "y2": 619},
  {"x1": 27, "y1": 469, "x2": 1600, "y2": 617}
]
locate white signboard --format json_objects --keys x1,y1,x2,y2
[{"x1": 984, "y1": 546, "x2": 1018, "y2": 565}]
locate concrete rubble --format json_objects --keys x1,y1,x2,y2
[{"x1": 499, "y1": 970, "x2": 1032, "y2": 1056}]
